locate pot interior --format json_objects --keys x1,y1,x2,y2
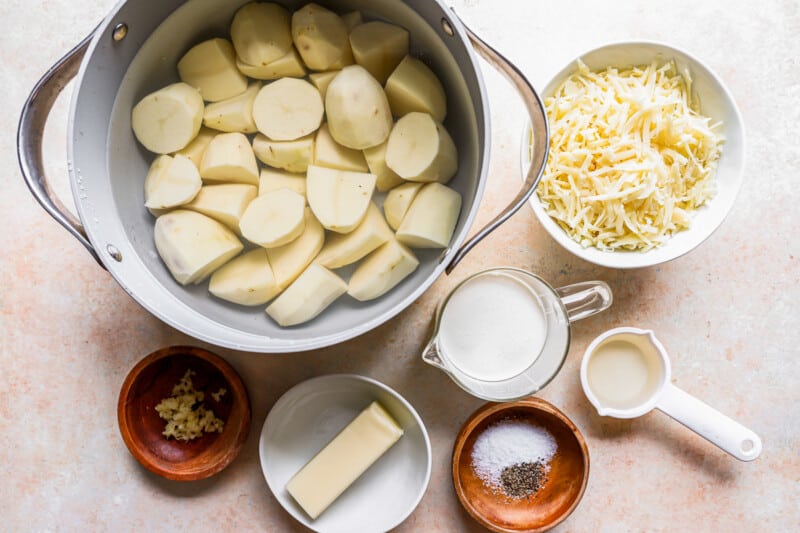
[{"x1": 72, "y1": 0, "x2": 486, "y2": 350}]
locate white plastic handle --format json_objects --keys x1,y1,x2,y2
[{"x1": 656, "y1": 384, "x2": 762, "y2": 461}]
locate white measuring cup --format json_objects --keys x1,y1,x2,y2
[{"x1": 580, "y1": 327, "x2": 762, "y2": 461}]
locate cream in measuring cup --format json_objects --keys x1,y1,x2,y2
[
  {"x1": 581, "y1": 327, "x2": 762, "y2": 461},
  {"x1": 422, "y1": 268, "x2": 612, "y2": 401}
]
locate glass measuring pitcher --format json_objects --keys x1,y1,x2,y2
[{"x1": 422, "y1": 268, "x2": 612, "y2": 401}]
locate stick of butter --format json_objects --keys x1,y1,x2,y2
[{"x1": 286, "y1": 401, "x2": 404, "y2": 519}]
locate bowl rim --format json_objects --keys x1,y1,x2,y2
[
  {"x1": 258, "y1": 373, "x2": 433, "y2": 532},
  {"x1": 117, "y1": 345, "x2": 251, "y2": 481},
  {"x1": 521, "y1": 39, "x2": 746, "y2": 269},
  {"x1": 451, "y1": 397, "x2": 590, "y2": 533}
]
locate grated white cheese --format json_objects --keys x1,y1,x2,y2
[{"x1": 537, "y1": 60, "x2": 724, "y2": 251}]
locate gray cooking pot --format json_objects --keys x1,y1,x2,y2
[{"x1": 18, "y1": 0, "x2": 548, "y2": 353}]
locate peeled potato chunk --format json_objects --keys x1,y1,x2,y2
[
  {"x1": 259, "y1": 168, "x2": 307, "y2": 199},
  {"x1": 253, "y1": 78, "x2": 323, "y2": 141},
  {"x1": 203, "y1": 81, "x2": 261, "y2": 134},
  {"x1": 183, "y1": 183, "x2": 257, "y2": 231},
  {"x1": 385, "y1": 112, "x2": 457, "y2": 183},
  {"x1": 314, "y1": 123, "x2": 369, "y2": 172},
  {"x1": 308, "y1": 70, "x2": 338, "y2": 99},
  {"x1": 316, "y1": 203, "x2": 392, "y2": 269},
  {"x1": 396, "y1": 183, "x2": 462, "y2": 248},
  {"x1": 383, "y1": 181, "x2": 424, "y2": 230},
  {"x1": 177, "y1": 38, "x2": 248, "y2": 102},
  {"x1": 174, "y1": 127, "x2": 216, "y2": 169},
  {"x1": 230, "y1": 2, "x2": 292, "y2": 67},
  {"x1": 348, "y1": 239, "x2": 419, "y2": 301},
  {"x1": 306, "y1": 165, "x2": 376, "y2": 233},
  {"x1": 325, "y1": 65, "x2": 393, "y2": 150},
  {"x1": 340, "y1": 11, "x2": 363, "y2": 31},
  {"x1": 200, "y1": 132, "x2": 259, "y2": 185},
  {"x1": 239, "y1": 188, "x2": 305, "y2": 247},
  {"x1": 363, "y1": 139, "x2": 405, "y2": 192},
  {"x1": 144, "y1": 154, "x2": 201, "y2": 210},
  {"x1": 154, "y1": 210, "x2": 243, "y2": 285},
  {"x1": 253, "y1": 133, "x2": 314, "y2": 173},
  {"x1": 291, "y1": 3, "x2": 349, "y2": 71},
  {"x1": 132, "y1": 82, "x2": 203, "y2": 154},
  {"x1": 385, "y1": 55, "x2": 447, "y2": 122},
  {"x1": 266, "y1": 207, "x2": 325, "y2": 288},
  {"x1": 349, "y1": 21, "x2": 409, "y2": 85},
  {"x1": 266, "y1": 263, "x2": 347, "y2": 327},
  {"x1": 209, "y1": 248, "x2": 281, "y2": 306},
  {"x1": 236, "y1": 47, "x2": 306, "y2": 80}
]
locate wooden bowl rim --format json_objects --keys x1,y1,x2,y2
[
  {"x1": 117, "y1": 345, "x2": 251, "y2": 482},
  {"x1": 451, "y1": 397, "x2": 590, "y2": 533}
]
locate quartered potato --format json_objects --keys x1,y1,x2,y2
[
  {"x1": 200, "y1": 132, "x2": 259, "y2": 185},
  {"x1": 363, "y1": 139, "x2": 405, "y2": 192},
  {"x1": 230, "y1": 2, "x2": 292, "y2": 67},
  {"x1": 239, "y1": 188, "x2": 306, "y2": 247},
  {"x1": 144, "y1": 154, "x2": 201, "y2": 210},
  {"x1": 308, "y1": 70, "x2": 339, "y2": 99},
  {"x1": 325, "y1": 65, "x2": 393, "y2": 149},
  {"x1": 306, "y1": 165, "x2": 376, "y2": 233},
  {"x1": 253, "y1": 78, "x2": 323, "y2": 141},
  {"x1": 258, "y1": 167, "x2": 307, "y2": 198},
  {"x1": 385, "y1": 55, "x2": 447, "y2": 122},
  {"x1": 266, "y1": 207, "x2": 325, "y2": 289},
  {"x1": 183, "y1": 183, "x2": 257, "y2": 231},
  {"x1": 348, "y1": 239, "x2": 419, "y2": 301},
  {"x1": 154, "y1": 210, "x2": 243, "y2": 285},
  {"x1": 314, "y1": 123, "x2": 369, "y2": 172},
  {"x1": 236, "y1": 47, "x2": 306, "y2": 80},
  {"x1": 252, "y1": 133, "x2": 314, "y2": 173},
  {"x1": 203, "y1": 81, "x2": 261, "y2": 134},
  {"x1": 173, "y1": 127, "x2": 216, "y2": 169},
  {"x1": 340, "y1": 10, "x2": 363, "y2": 31},
  {"x1": 291, "y1": 3, "x2": 350, "y2": 71},
  {"x1": 383, "y1": 181, "x2": 424, "y2": 230},
  {"x1": 385, "y1": 112, "x2": 457, "y2": 183},
  {"x1": 349, "y1": 21, "x2": 409, "y2": 84},
  {"x1": 396, "y1": 182, "x2": 462, "y2": 248},
  {"x1": 266, "y1": 263, "x2": 347, "y2": 327},
  {"x1": 316, "y1": 203, "x2": 392, "y2": 269},
  {"x1": 209, "y1": 248, "x2": 281, "y2": 306},
  {"x1": 177, "y1": 38, "x2": 248, "y2": 102},
  {"x1": 132, "y1": 82, "x2": 204, "y2": 154}
]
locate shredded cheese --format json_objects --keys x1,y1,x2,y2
[{"x1": 537, "y1": 60, "x2": 724, "y2": 251}]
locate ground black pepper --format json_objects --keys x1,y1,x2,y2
[{"x1": 499, "y1": 461, "x2": 547, "y2": 498}]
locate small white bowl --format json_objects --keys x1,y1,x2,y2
[
  {"x1": 521, "y1": 41, "x2": 745, "y2": 269},
  {"x1": 259, "y1": 374, "x2": 431, "y2": 533}
]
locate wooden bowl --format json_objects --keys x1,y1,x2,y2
[
  {"x1": 452, "y1": 398, "x2": 589, "y2": 532},
  {"x1": 118, "y1": 345, "x2": 251, "y2": 481}
]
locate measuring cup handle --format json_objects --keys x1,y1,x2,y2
[
  {"x1": 555, "y1": 281, "x2": 613, "y2": 322},
  {"x1": 656, "y1": 383, "x2": 762, "y2": 461}
]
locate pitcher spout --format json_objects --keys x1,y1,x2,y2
[{"x1": 421, "y1": 338, "x2": 445, "y2": 370}]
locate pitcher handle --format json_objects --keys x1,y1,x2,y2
[
  {"x1": 17, "y1": 28, "x2": 103, "y2": 266},
  {"x1": 555, "y1": 281, "x2": 613, "y2": 322},
  {"x1": 444, "y1": 14, "x2": 549, "y2": 274}
]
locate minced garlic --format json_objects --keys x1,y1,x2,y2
[
  {"x1": 154, "y1": 369, "x2": 224, "y2": 441},
  {"x1": 538, "y1": 60, "x2": 724, "y2": 251}
]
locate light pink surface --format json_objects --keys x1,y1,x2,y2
[{"x1": 2, "y1": 0, "x2": 799, "y2": 531}]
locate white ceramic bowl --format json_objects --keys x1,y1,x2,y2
[
  {"x1": 522, "y1": 41, "x2": 745, "y2": 269},
  {"x1": 259, "y1": 374, "x2": 431, "y2": 533}
]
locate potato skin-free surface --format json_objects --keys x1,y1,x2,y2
[{"x1": 325, "y1": 65, "x2": 393, "y2": 150}]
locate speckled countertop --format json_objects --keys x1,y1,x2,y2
[{"x1": 2, "y1": 0, "x2": 798, "y2": 531}]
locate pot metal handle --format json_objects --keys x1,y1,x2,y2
[
  {"x1": 445, "y1": 15, "x2": 549, "y2": 274},
  {"x1": 17, "y1": 29, "x2": 103, "y2": 266}
]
